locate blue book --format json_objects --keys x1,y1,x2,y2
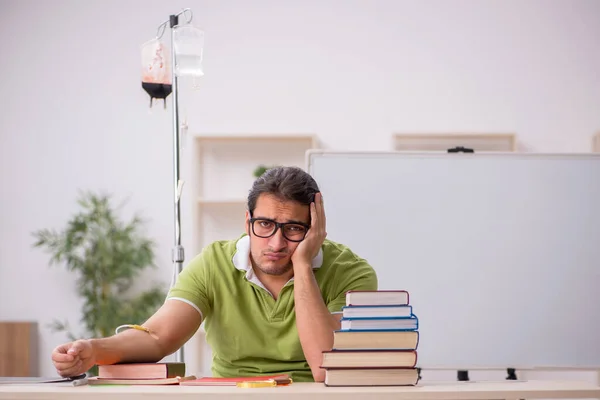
[
  {"x1": 342, "y1": 305, "x2": 413, "y2": 319},
  {"x1": 340, "y1": 315, "x2": 419, "y2": 331}
]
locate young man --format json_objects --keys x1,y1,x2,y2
[{"x1": 51, "y1": 166, "x2": 378, "y2": 382}]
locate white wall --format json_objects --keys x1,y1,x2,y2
[{"x1": 1, "y1": 0, "x2": 599, "y2": 379}]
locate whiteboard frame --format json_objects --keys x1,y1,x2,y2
[{"x1": 306, "y1": 149, "x2": 600, "y2": 168}]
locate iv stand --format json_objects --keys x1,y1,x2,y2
[{"x1": 155, "y1": 7, "x2": 193, "y2": 364}]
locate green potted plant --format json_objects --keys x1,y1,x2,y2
[
  {"x1": 32, "y1": 191, "x2": 167, "y2": 375},
  {"x1": 253, "y1": 164, "x2": 278, "y2": 178}
]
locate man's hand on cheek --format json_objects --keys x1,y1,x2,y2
[{"x1": 291, "y1": 192, "x2": 327, "y2": 270}]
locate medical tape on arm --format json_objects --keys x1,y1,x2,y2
[{"x1": 115, "y1": 324, "x2": 160, "y2": 340}]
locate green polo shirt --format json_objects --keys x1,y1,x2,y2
[{"x1": 166, "y1": 234, "x2": 378, "y2": 382}]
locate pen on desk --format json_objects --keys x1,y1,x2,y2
[
  {"x1": 69, "y1": 373, "x2": 88, "y2": 387},
  {"x1": 72, "y1": 377, "x2": 88, "y2": 387}
]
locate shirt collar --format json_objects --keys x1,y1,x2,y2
[{"x1": 232, "y1": 235, "x2": 323, "y2": 293}]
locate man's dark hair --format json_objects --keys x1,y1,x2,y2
[{"x1": 247, "y1": 166, "x2": 320, "y2": 215}]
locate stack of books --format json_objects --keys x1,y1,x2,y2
[
  {"x1": 88, "y1": 362, "x2": 195, "y2": 385},
  {"x1": 322, "y1": 290, "x2": 420, "y2": 387}
]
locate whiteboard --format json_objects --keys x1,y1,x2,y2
[{"x1": 307, "y1": 151, "x2": 600, "y2": 369}]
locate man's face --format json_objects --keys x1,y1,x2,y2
[{"x1": 245, "y1": 193, "x2": 310, "y2": 276}]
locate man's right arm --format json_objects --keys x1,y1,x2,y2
[
  {"x1": 92, "y1": 299, "x2": 202, "y2": 365},
  {"x1": 53, "y1": 249, "x2": 212, "y2": 377},
  {"x1": 52, "y1": 299, "x2": 202, "y2": 377}
]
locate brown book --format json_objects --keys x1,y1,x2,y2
[
  {"x1": 88, "y1": 375, "x2": 196, "y2": 386},
  {"x1": 333, "y1": 330, "x2": 419, "y2": 350},
  {"x1": 321, "y1": 350, "x2": 417, "y2": 368},
  {"x1": 324, "y1": 368, "x2": 419, "y2": 387},
  {"x1": 97, "y1": 362, "x2": 186, "y2": 380}
]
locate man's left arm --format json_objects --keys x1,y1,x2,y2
[
  {"x1": 292, "y1": 192, "x2": 377, "y2": 382},
  {"x1": 294, "y1": 259, "x2": 377, "y2": 382},
  {"x1": 293, "y1": 266, "x2": 342, "y2": 382}
]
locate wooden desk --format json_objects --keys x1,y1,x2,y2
[{"x1": 1, "y1": 380, "x2": 600, "y2": 400}]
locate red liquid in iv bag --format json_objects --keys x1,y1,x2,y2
[{"x1": 142, "y1": 82, "x2": 172, "y2": 107}]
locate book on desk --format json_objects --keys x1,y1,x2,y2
[{"x1": 86, "y1": 362, "x2": 195, "y2": 385}]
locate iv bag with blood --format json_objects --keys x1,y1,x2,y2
[{"x1": 141, "y1": 39, "x2": 172, "y2": 108}]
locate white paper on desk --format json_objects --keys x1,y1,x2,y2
[{"x1": 0, "y1": 377, "x2": 81, "y2": 386}]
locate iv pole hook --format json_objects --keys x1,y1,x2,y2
[{"x1": 156, "y1": 8, "x2": 193, "y2": 39}]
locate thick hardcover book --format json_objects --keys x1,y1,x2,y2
[
  {"x1": 345, "y1": 290, "x2": 410, "y2": 306},
  {"x1": 324, "y1": 367, "x2": 420, "y2": 387},
  {"x1": 321, "y1": 349, "x2": 417, "y2": 368},
  {"x1": 333, "y1": 329, "x2": 419, "y2": 350},
  {"x1": 97, "y1": 362, "x2": 186, "y2": 380}
]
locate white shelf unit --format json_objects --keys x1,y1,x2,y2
[
  {"x1": 191, "y1": 134, "x2": 319, "y2": 253},
  {"x1": 393, "y1": 133, "x2": 517, "y2": 152}
]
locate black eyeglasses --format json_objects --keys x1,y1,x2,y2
[{"x1": 249, "y1": 217, "x2": 309, "y2": 242}]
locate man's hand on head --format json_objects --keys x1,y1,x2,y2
[{"x1": 291, "y1": 192, "x2": 327, "y2": 270}]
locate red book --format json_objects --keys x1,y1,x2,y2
[{"x1": 179, "y1": 374, "x2": 292, "y2": 386}]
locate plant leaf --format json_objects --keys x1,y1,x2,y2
[{"x1": 33, "y1": 191, "x2": 166, "y2": 341}]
